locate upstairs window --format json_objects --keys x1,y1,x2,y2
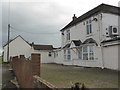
[
  {"x1": 86, "y1": 19, "x2": 92, "y2": 35},
  {"x1": 66, "y1": 30, "x2": 70, "y2": 40}
]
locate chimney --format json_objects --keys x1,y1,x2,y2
[
  {"x1": 31, "y1": 42, "x2": 34, "y2": 49},
  {"x1": 72, "y1": 14, "x2": 77, "y2": 21}
]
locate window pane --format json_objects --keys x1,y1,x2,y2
[
  {"x1": 68, "y1": 49, "x2": 70, "y2": 54},
  {"x1": 90, "y1": 24, "x2": 92, "y2": 33},
  {"x1": 89, "y1": 19, "x2": 92, "y2": 23},
  {"x1": 89, "y1": 46, "x2": 93, "y2": 52},
  {"x1": 86, "y1": 19, "x2": 92, "y2": 35},
  {"x1": 67, "y1": 30, "x2": 70, "y2": 40},
  {"x1": 89, "y1": 53, "x2": 94, "y2": 60},
  {"x1": 86, "y1": 25, "x2": 89, "y2": 34},
  {"x1": 83, "y1": 53, "x2": 88, "y2": 60},
  {"x1": 69, "y1": 33, "x2": 70, "y2": 40},
  {"x1": 67, "y1": 55, "x2": 71, "y2": 60},
  {"x1": 83, "y1": 46, "x2": 87, "y2": 52}
]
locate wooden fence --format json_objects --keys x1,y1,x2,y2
[
  {"x1": 11, "y1": 54, "x2": 40, "y2": 88},
  {"x1": 10, "y1": 54, "x2": 57, "y2": 89}
]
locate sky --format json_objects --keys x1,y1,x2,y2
[{"x1": 0, "y1": 0, "x2": 120, "y2": 55}]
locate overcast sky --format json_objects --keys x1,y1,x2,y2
[{"x1": 0, "y1": 0, "x2": 120, "y2": 55}]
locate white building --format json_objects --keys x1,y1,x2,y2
[
  {"x1": 30, "y1": 42, "x2": 54, "y2": 63},
  {"x1": 3, "y1": 35, "x2": 54, "y2": 63},
  {"x1": 3, "y1": 4, "x2": 120, "y2": 70},
  {"x1": 54, "y1": 4, "x2": 120, "y2": 70},
  {"x1": 3, "y1": 35, "x2": 31, "y2": 62}
]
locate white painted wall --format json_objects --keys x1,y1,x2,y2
[
  {"x1": 59, "y1": 12, "x2": 119, "y2": 70},
  {"x1": 32, "y1": 50, "x2": 54, "y2": 63},
  {"x1": 61, "y1": 13, "x2": 101, "y2": 47},
  {"x1": 3, "y1": 36, "x2": 31, "y2": 62},
  {"x1": 103, "y1": 45, "x2": 119, "y2": 70},
  {"x1": 101, "y1": 13, "x2": 119, "y2": 41}
]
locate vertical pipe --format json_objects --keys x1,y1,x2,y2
[{"x1": 7, "y1": 24, "x2": 10, "y2": 62}]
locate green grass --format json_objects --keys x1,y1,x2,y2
[
  {"x1": 41, "y1": 64, "x2": 118, "y2": 88},
  {"x1": 0, "y1": 56, "x2": 2, "y2": 64}
]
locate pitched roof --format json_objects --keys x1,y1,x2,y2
[
  {"x1": 3, "y1": 35, "x2": 54, "y2": 50},
  {"x1": 60, "y1": 3, "x2": 120, "y2": 31},
  {"x1": 31, "y1": 44, "x2": 53, "y2": 50},
  {"x1": 63, "y1": 43, "x2": 71, "y2": 49},
  {"x1": 83, "y1": 38, "x2": 97, "y2": 44},
  {"x1": 3, "y1": 35, "x2": 30, "y2": 47},
  {"x1": 72, "y1": 40, "x2": 82, "y2": 46}
]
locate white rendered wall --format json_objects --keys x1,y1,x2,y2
[
  {"x1": 3, "y1": 36, "x2": 31, "y2": 62},
  {"x1": 103, "y1": 45, "x2": 119, "y2": 70},
  {"x1": 32, "y1": 50, "x2": 54, "y2": 63}
]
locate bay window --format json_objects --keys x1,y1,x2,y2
[
  {"x1": 64, "y1": 49, "x2": 71, "y2": 60},
  {"x1": 83, "y1": 46, "x2": 88, "y2": 60},
  {"x1": 67, "y1": 49, "x2": 71, "y2": 60},
  {"x1": 89, "y1": 46, "x2": 94, "y2": 60},
  {"x1": 78, "y1": 45, "x2": 94, "y2": 60}
]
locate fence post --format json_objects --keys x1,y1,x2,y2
[{"x1": 31, "y1": 54, "x2": 41, "y2": 76}]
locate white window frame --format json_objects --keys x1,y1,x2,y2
[
  {"x1": 64, "y1": 49, "x2": 71, "y2": 60},
  {"x1": 66, "y1": 30, "x2": 70, "y2": 41},
  {"x1": 89, "y1": 46, "x2": 94, "y2": 60},
  {"x1": 82, "y1": 45, "x2": 94, "y2": 60},
  {"x1": 82, "y1": 46, "x2": 88, "y2": 60},
  {"x1": 67, "y1": 49, "x2": 71, "y2": 60},
  {"x1": 86, "y1": 19, "x2": 92, "y2": 35},
  {"x1": 64, "y1": 50, "x2": 66, "y2": 60}
]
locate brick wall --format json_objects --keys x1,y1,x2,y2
[
  {"x1": 11, "y1": 54, "x2": 58, "y2": 89},
  {"x1": 11, "y1": 54, "x2": 40, "y2": 88}
]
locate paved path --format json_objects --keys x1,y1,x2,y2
[{"x1": 2, "y1": 64, "x2": 17, "y2": 89}]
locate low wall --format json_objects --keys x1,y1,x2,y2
[
  {"x1": 33, "y1": 75, "x2": 57, "y2": 90},
  {"x1": 11, "y1": 54, "x2": 57, "y2": 89},
  {"x1": 11, "y1": 54, "x2": 40, "y2": 88}
]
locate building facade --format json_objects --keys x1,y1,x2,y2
[
  {"x1": 3, "y1": 4, "x2": 120, "y2": 70},
  {"x1": 3, "y1": 35, "x2": 54, "y2": 63},
  {"x1": 54, "y1": 4, "x2": 120, "y2": 70}
]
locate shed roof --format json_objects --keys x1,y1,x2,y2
[{"x1": 30, "y1": 44, "x2": 53, "y2": 50}]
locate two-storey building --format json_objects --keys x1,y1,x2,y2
[{"x1": 54, "y1": 4, "x2": 120, "y2": 70}]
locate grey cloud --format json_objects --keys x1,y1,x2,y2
[{"x1": 2, "y1": 2, "x2": 73, "y2": 47}]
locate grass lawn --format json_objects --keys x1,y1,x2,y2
[{"x1": 41, "y1": 64, "x2": 118, "y2": 88}]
